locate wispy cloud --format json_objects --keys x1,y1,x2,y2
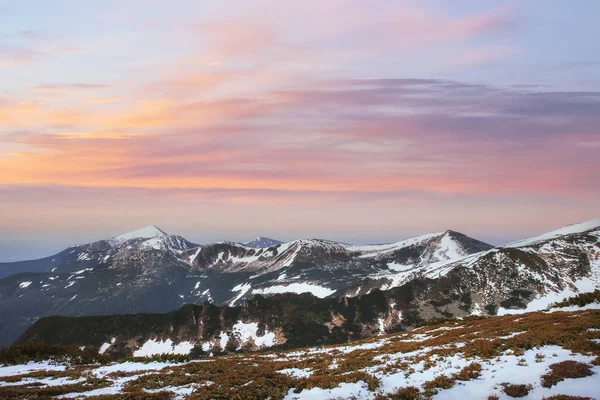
[
  {"x1": 0, "y1": 45, "x2": 38, "y2": 67},
  {"x1": 30, "y1": 83, "x2": 111, "y2": 93},
  {"x1": 2, "y1": 78, "x2": 599, "y2": 198},
  {"x1": 87, "y1": 97, "x2": 120, "y2": 103}
]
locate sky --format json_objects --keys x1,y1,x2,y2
[{"x1": 1, "y1": 0, "x2": 599, "y2": 260}]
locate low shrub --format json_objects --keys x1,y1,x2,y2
[
  {"x1": 455, "y1": 362, "x2": 482, "y2": 381},
  {"x1": 462, "y1": 339, "x2": 498, "y2": 359},
  {"x1": 552, "y1": 291, "x2": 600, "y2": 309},
  {"x1": 387, "y1": 386, "x2": 427, "y2": 400},
  {"x1": 502, "y1": 383, "x2": 532, "y2": 398},
  {"x1": 541, "y1": 360, "x2": 593, "y2": 388},
  {"x1": 423, "y1": 374, "x2": 454, "y2": 390}
]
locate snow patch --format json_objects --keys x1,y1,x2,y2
[
  {"x1": 188, "y1": 247, "x2": 202, "y2": 264},
  {"x1": 253, "y1": 283, "x2": 336, "y2": 298},
  {"x1": 73, "y1": 268, "x2": 93, "y2": 275},
  {"x1": 231, "y1": 321, "x2": 276, "y2": 349},
  {"x1": 0, "y1": 361, "x2": 66, "y2": 377},
  {"x1": 98, "y1": 338, "x2": 116, "y2": 354},
  {"x1": 277, "y1": 368, "x2": 313, "y2": 378},
  {"x1": 230, "y1": 283, "x2": 252, "y2": 306},
  {"x1": 133, "y1": 339, "x2": 194, "y2": 357}
]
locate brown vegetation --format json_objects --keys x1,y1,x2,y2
[
  {"x1": 1, "y1": 308, "x2": 599, "y2": 399},
  {"x1": 0, "y1": 342, "x2": 111, "y2": 365},
  {"x1": 540, "y1": 360, "x2": 593, "y2": 388},
  {"x1": 502, "y1": 383, "x2": 532, "y2": 398},
  {"x1": 386, "y1": 386, "x2": 427, "y2": 400}
]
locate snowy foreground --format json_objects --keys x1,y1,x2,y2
[{"x1": 1, "y1": 307, "x2": 600, "y2": 399}]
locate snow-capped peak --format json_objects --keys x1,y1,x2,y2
[
  {"x1": 504, "y1": 217, "x2": 600, "y2": 248},
  {"x1": 112, "y1": 225, "x2": 168, "y2": 244}
]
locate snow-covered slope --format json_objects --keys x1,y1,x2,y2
[
  {"x1": 180, "y1": 230, "x2": 492, "y2": 305},
  {"x1": 505, "y1": 218, "x2": 600, "y2": 248},
  {"x1": 410, "y1": 218, "x2": 600, "y2": 317}
]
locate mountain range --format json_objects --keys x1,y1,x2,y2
[{"x1": 2, "y1": 219, "x2": 599, "y2": 352}]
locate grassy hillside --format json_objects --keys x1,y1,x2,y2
[{"x1": 1, "y1": 304, "x2": 599, "y2": 399}]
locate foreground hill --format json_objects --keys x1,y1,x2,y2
[
  {"x1": 0, "y1": 227, "x2": 491, "y2": 346},
  {"x1": 1, "y1": 300, "x2": 600, "y2": 399}
]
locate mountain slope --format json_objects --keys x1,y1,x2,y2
[
  {"x1": 8, "y1": 306, "x2": 600, "y2": 399},
  {"x1": 2, "y1": 219, "x2": 599, "y2": 349},
  {"x1": 349, "y1": 219, "x2": 600, "y2": 316},
  {"x1": 17, "y1": 219, "x2": 595, "y2": 356},
  {"x1": 181, "y1": 230, "x2": 492, "y2": 305},
  {"x1": 0, "y1": 228, "x2": 490, "y2": 346}
]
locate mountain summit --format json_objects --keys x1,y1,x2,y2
[
  {"x1": 243, "y1": 237, "x2": 283, "y2": 248},
  {"x1": 111, "y1": 225, "x2": 168, "y2": 243},
  {"x1": 0, "y1": 225, "x2": 195, "y2": 280}
]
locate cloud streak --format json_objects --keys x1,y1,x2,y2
[{"x1": 2, "y1": 78, "x2": 598, "y2": 198}]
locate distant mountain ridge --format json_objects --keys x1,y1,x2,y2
[
  {"x1": 16, "y1": 218, "x2": 600, "y2": 357},
  {"x1": 243, "y1": 237, "x2": 283, "y2": 248},
  {"x1": 1, "y1": 218, "x2": 599, "y2": 351},
  {"x1": 0, "y1": 226, "x2": 491, "y2": 346}
]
